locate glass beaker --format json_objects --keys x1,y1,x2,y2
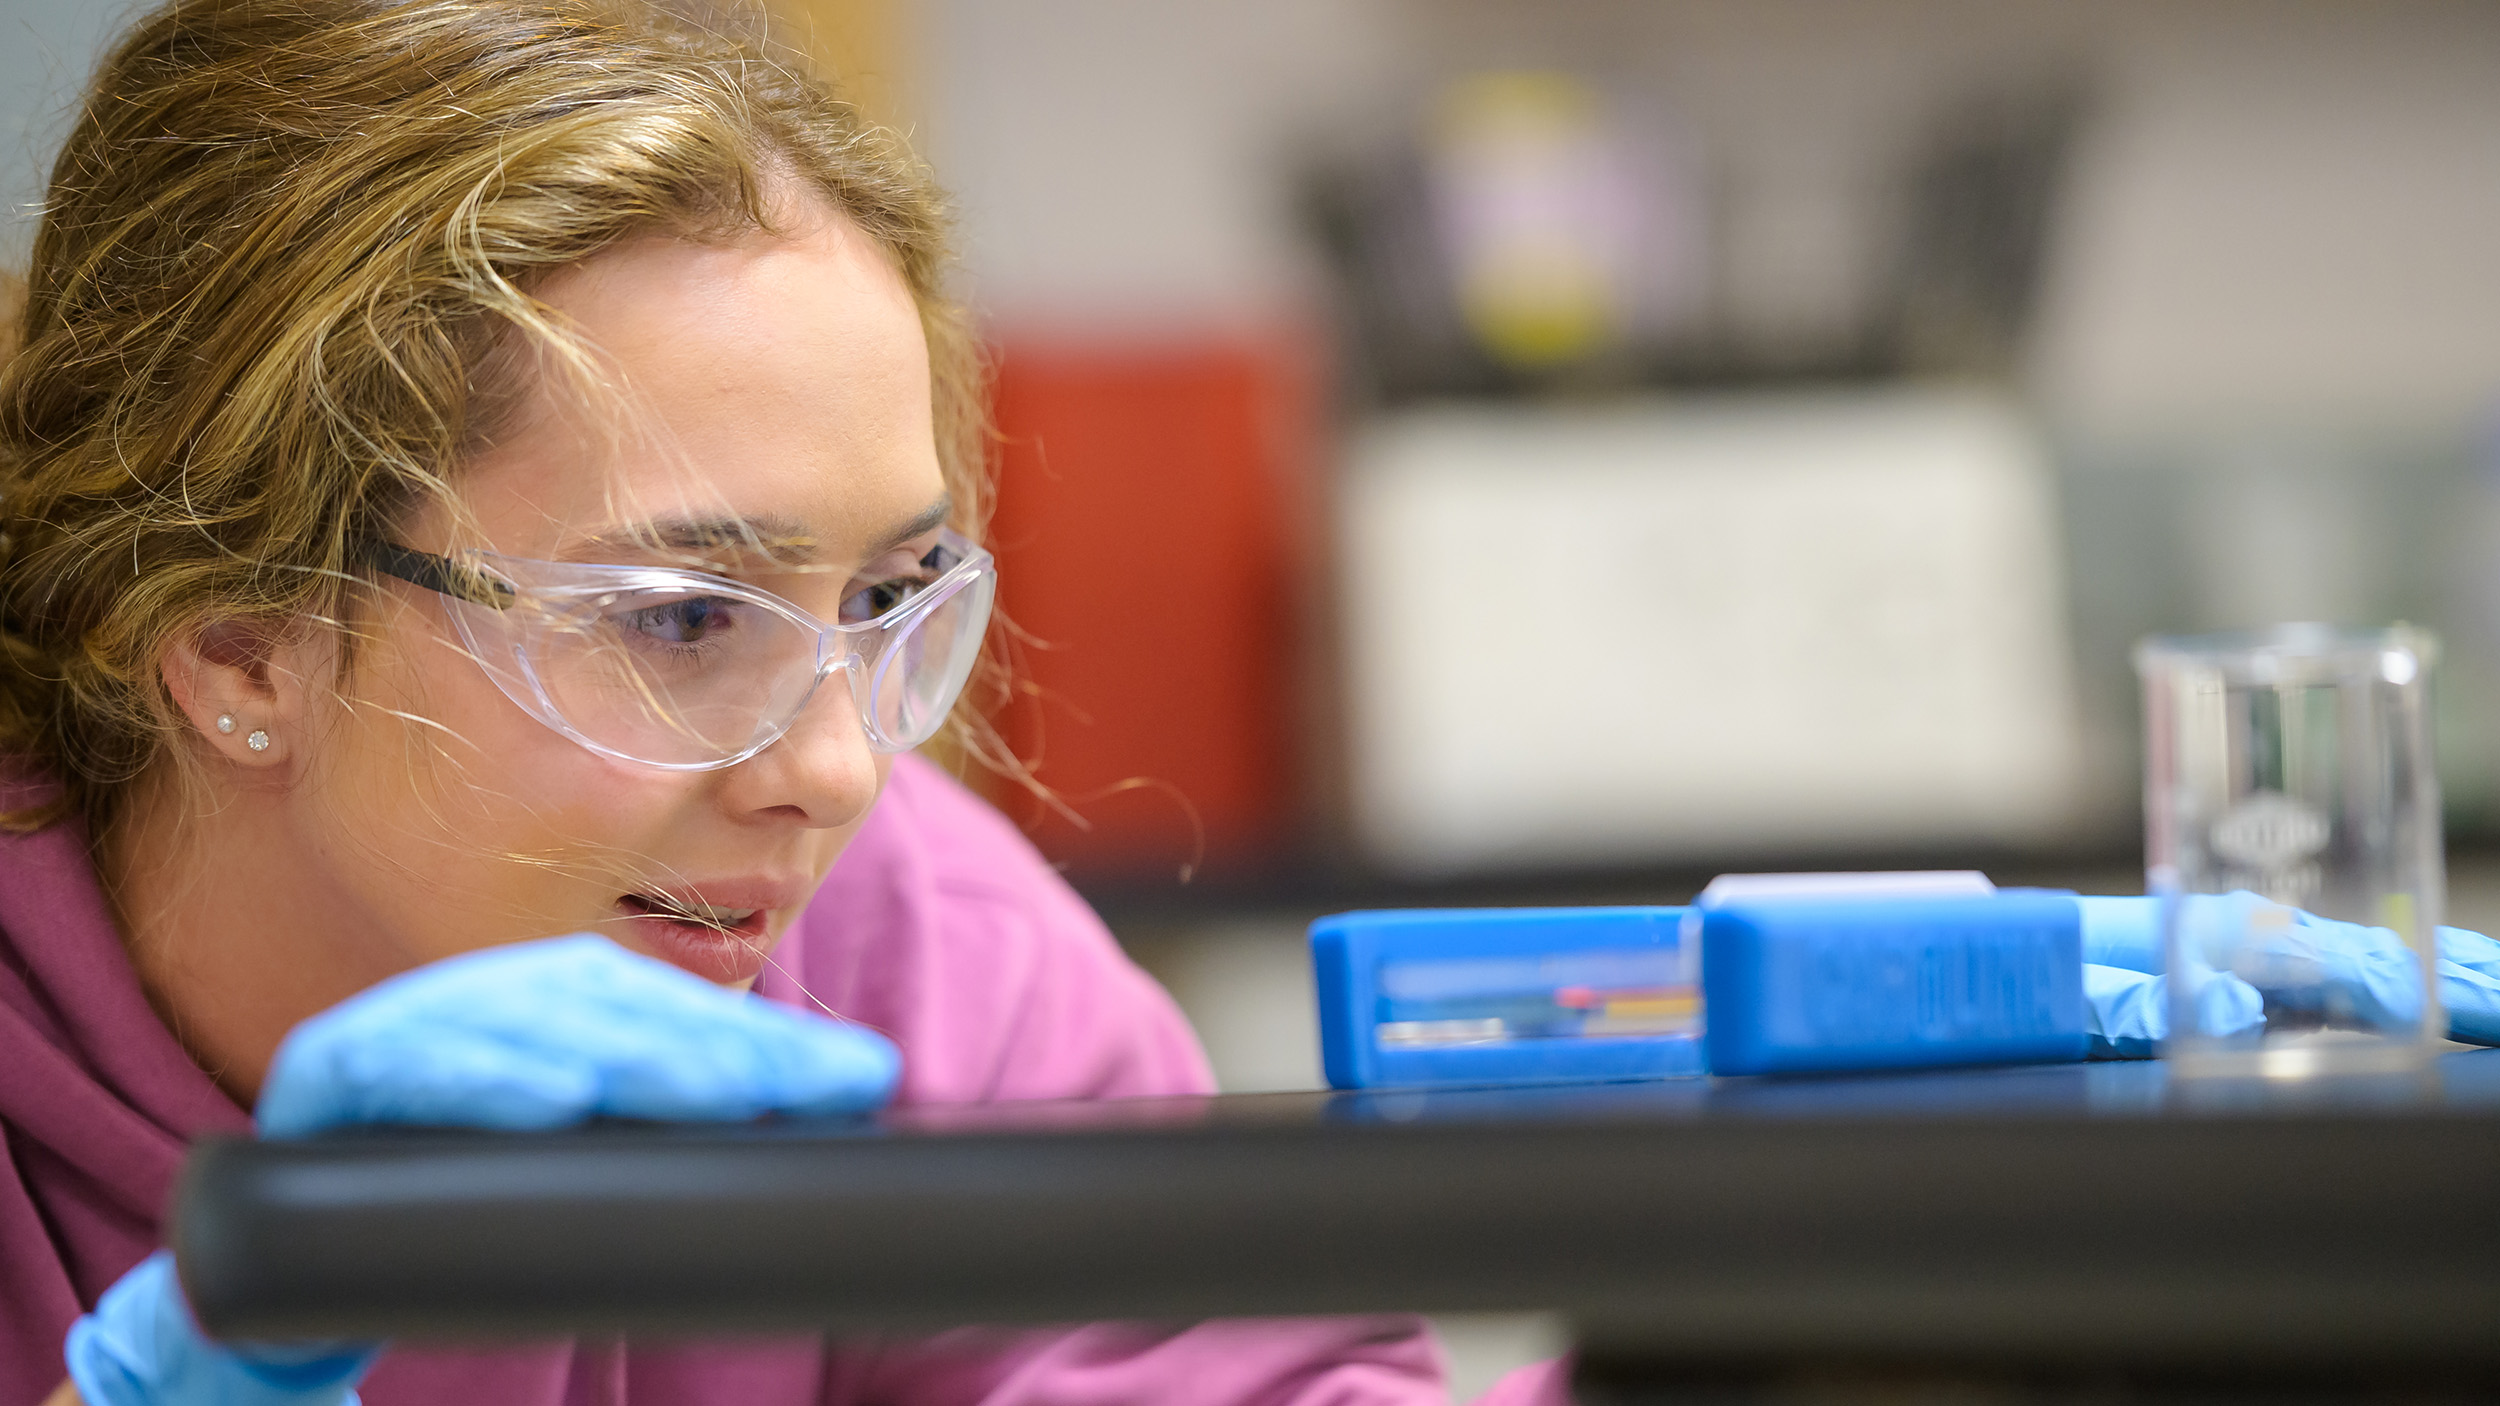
[{"x1": 2134, "y1": 624, "x2": 2444, "y2": 1077}]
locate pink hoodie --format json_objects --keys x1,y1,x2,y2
[{"x1": 0, "y1": 756, "x2": 1568, "y2": 1405}]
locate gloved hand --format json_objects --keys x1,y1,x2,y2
[
  {"x1": 255, "y1": 933, "x2": 900, "y2": 1135},
  {"x1": 2074, "y1": 894, "x2": 2500, "y2": 1057},
  {"x1": 63, "y1": 1253, "x2": 375, "y2": 1406},
  {"x1": 65, "y1": 934, "x2": 901, "y2": 1404},
  {"x1": 2080, "y1": 962, "x2": 2263, "y2": 1060}
]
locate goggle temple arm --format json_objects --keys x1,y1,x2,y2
[{"x1": 355, "y1": 540, "x2": 516, "y2": 609}]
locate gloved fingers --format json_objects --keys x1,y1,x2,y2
[
  {"x1": 2438, "y1": 924, "x2": 2500, "y2": 976},
  {"x1": 2082, "y1": 964, "x2": 2162, "y2": 1059},
  {"x1": 257, "y1": 935, "x2": 899, "y2": 1137},
  {"x1": 2078, "y1": 891, "x2": 2425, "y2": 979},
  {"x1": 2149, "y1": 896, "x2": 2425, "y2": 1029},
  {"x1": 2082, "y1": 905, "x2": 2500, "y2": 1047},
  {"x1": 267, "y1": 1028, "x2": 603, "y2": 1133},
  {"x1": 2261, "y1": 910, "x2": 2427, "y2": 1027},
  {"x1": 2180, "y1": 965, "x2": 2268, "y2": 1039},
  {"x1": 294, "y1": 990, "x2": 884, "y2": 1126},
  {"x1": 2081, "y1": 963, "x2": 2265, "y2": 1059},
  {"x1": 587, "y1": 997, "x2": 903, "y2": 1123},
  {"x1": 2306, "y1": 923, "x2": 2500, "y2": 1043},
  {"x1": 2438, "y1": 955, "x2": 2500, "y2": 1047},
  {"x1": 66, "y1": 1251, "x2": 377, "y2": 1406}
]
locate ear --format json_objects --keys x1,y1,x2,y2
[{"x1": 162, "y1": 618, "x2": 328, "y2": 768}]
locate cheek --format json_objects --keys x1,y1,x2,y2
[{"x1": 316, "y1": 600, "x2": 709, "y2": 959}]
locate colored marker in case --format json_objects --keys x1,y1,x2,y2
[{"x1": 1311, "y1": 907, "x2": 1701, "y2": 1091}]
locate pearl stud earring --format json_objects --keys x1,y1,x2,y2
[
  {"x1": 216, "y1": 714, "x2": 236, "y2": 735},
  {"x1": 246, "y1": 730, "x2": 270, "y2": 753}
]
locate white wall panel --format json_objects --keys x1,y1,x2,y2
[{"x1": 1341, "y1": 391, "x2": 2085, "y2": 873}]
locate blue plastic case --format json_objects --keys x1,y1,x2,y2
[
  {"x1": 1311, "y1": 891, "x2": 2090, "y2": 1089},
  {"x1": 1698, "y1": 892, "x2": 2088, "y2": 1076},
  {"x1": 1311, "y1": 907, "x2": 1701, "y2": 1090}
]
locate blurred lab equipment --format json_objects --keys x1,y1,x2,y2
[
  {"x1": 1424, "y1": 73, "x2": 1701, "y2": 376},
  {"x1": 1302, "y1": 69, "x2": 2074, "y2": 403},
  {"x1": 2135, "y1": 625, "x2": 2445, "y2": 1075},
  {"x1": 1304, "y1": 72, "x2": 1708, "y2": 401},
  {"x1": 1339, "y1": 390, "x2": 2084, "y2": 875}
]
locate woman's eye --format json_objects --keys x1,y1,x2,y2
[
  {"x1": 841, "y1": 575, "x2": 929, "y2": 624},
  {"x1": 613, "y1": 595, "x2": 739, "y2": 645}
]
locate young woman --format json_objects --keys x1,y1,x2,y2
[{"x1": 0, "y1": 2, "x2": 1566, "y2": 1402}]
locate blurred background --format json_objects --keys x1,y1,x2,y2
[
  {"x1": 916, "y1": 0, "x2": 2500, "y2": 1098},
  {"x1": 10, "y1": 0, "x2": 2500, "y2": 1390}
]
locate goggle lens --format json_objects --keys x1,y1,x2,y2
[
  {"x1": 525, "y1": 585, "x2": 830, "y2": 766},
  {"x1": 866, "y1": 570, "x2": 994, "y2": 750},
  {"x1": 411, "y1": 531, "x2": 994, "y2": 770}
]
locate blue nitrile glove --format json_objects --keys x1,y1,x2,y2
[
  {"x1": 2078, "y1": 894, "x2": 2266, "y2": 1057},
  {"x1": 2080, "y1": 964, "x2": 2266, "y2": 1058},
  {"x1": 2431, "y1": 924, "x2": 2500, "y2": 1046},
  {"x1": 2075, "y1": 894, "x2": 2500, "y2": 1056},
  {"x1": 66, "y1": 934, "x2": 900, "y2": 1404},
  {"x1": 64, "y1": 1252, "x2": 374, "y2": 1406},
  {"x1": 256, "y1": 933, "x2": 900, "y2": 1135}
]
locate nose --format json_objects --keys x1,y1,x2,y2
[{"x1": 714, "y1": 659, "x2": 881, "y2": 829}]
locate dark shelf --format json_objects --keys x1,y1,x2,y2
[{"x1": 180, "y1": 1053, "x2": 2500, "y2": 1378}]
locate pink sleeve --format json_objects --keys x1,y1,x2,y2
[
  {"x1": 770, "y1": 756, "x2": 1216, "y2": 1106},
  {"x1": 773, "y1": 759, "x2": 1465, "y2": 1405}
]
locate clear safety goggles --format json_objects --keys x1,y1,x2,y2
[{"x1": 359, "y1": 529, "x2": 996, "y2": 770}]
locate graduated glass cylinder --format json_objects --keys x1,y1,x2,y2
[{"x1": 2134, "y1": 624, "x2": 2444, "y2": 1077}]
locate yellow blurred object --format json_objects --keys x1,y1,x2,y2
[
  {"x1": 1603, "y1": 994, "x2": 1699, "y2": 1021},
  {"x1": 1435, "y1": 72, "x2": 1599, "y2": 143},
  {"x1": 1458, "y1": 251, "x2": 1613, "y2": 369},
  {"x1": 1429, "y1": 71, "x2": 1624, "y2": 371},
  {"x1": 1585, "y1": 991, "x2": 1700, "y2": 1037},
  {"x1": 2381, "y1": 891, "x2": 2420, "y2": 944}
]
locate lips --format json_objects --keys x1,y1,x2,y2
[
  {"x1": 624, "y1": 893, "x2": 764, "y2": 929},
  {"x1": 614, "y1": 881, "x2": 802, "y2": 985}
]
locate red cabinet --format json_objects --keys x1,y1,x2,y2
[{"x1": 976, "y1": 332, "x2": 1319, "y2": 881}]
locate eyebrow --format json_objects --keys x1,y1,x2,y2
[
  {"x1": 564, "y1": 515, "x2": 819, "y2": 567},
  {"x1": 873, "y1": 495, "x2": 955, "y2": 555},
  {"x1": 567, "y1": 495, "x2": 953, "y2": 566}
]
